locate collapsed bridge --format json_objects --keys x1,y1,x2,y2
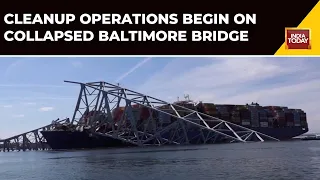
[
  {"x1": 65, "y1": 80, "x2": 279, "y2": 146},
  {"x1": 1, "y1": 80, "x2": 280, "y2": 152}
]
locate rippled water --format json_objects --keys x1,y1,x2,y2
[{"x1": 0, "y1": 141, "x2": 320, "y2": 180}]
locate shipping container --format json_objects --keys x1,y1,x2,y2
[
  {"x1": 294, "y1": 123, "x2": 301, "y2": 127},
  {"x1": 286, "y1": 122, "x2": 294, "y2": 127},
  {"x1": 220, "y1": 111, "x2": 230, "y2": 116},
  {"x1": 213, "y1": 112, "x2": 221, "y2": 119},
  {"x1": 205, "y1": 110, "x2": 218, "y2": 116},
  {"x1": 234, "y1": 105, "x2": 241, "y2": 110},
  {"x1": 231, "y1": 110, "x2": 240, "y2": 116},
  {"x1": 250, "y1": 108, "x2": 259, "y2": 127},
  {"x1": 140, "y1": 107, "x2": 150, "y2": 120},
  {"x1": 216, "y1": 105, "x2": 228, "y2": 112},
  {"x1": 276, "y1": 110, "x2": 285, "y2": 118},
  {"x1": 183, "y1": 103, "x2": 196, "y2": 110},
  {"x1": 159, "y1": 112, "x2": 172, "y2": 124},
  {"x1": 112, "y1": 107, "x2": 125, "y2": 121},
  {"x1": 293, "y1": 111, "x2": 300, "y2": 124},
  {"x1": 300, "y1": 112, "x2": 307, "y2": 117},
  {"x1": 265, "y1": 109, "x2": 274, "y2": 118},
  {"x1": 132, "y1": 108, "x2": 141, "y2": 121},
  {"x1": 276, "y1": 116, "x2": 286, "y2": 127},
  {"x1": 268, "y1": 117, "x2": 274, "y2": 127},
  {"x1": 132, "y1": 104, "x2": 140, "y2": 108},
  {"x1": 264, "y1": 106, "x2": 282, "y2": 111},
  {"x1": 203, "y1": 103, "x2": 216, "y2": 110},
  {"x1": 221, "y1": 114, "x2": 230, "y2": 121},
  {"x1": 285, "y1": 112, "x2": 294, "y2": 123},
  {"x1": 260, "y1": 122, "x2": 269, "y2": 127},
  {"x1": 301, "y1": 121, "x2": 308, "y2": 128},
  {"x1": 225, "y1": 105, "x2": 236, "y2": 112},
  {"x1": 231, "y1": 117, "x2": 241, "y2": 123},
  {"x1": 300, "y1": 114, "x2": 307, "y2": 122},
  {"x1": 258, "y1": 109, "x2": 268, "y2": 123},
  {"x1": 231, "y1": 110, "x2": 241, "y2": 123},
  {"x1": 240, "y1": 109, "x2": 251, "y2": 119},
  {"x1": 241, "y1": 120, "x2": 251, "y2": 126}
]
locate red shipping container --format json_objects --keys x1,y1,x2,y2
[
  {"x1": 285, "y1": 112, "x2": 294, "y2": 122},
  {"x1": 132, "y1": 104, "x2": 140, "y2": 108},
  {"x1": 140, "y1": 107, "x2": 150, "y2": 120},
  {"x1": 112, "y1": 108, "x2": 124, "y2": 121},
  {"x1": 277, "y1": 117, "x2": 286, "y2": 127}
]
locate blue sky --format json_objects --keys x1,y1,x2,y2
[{"x1": 0, "y1": 57, "x2": 319, "y2": 138}]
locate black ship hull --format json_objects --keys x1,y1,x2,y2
[
  {"x1": 251, "y1": 126, "x2": 308, "y2": 140},
  {"x1": 41, "y1": 126, "x2": 308, "y2": 150},
  {"x1": 41, "y1": 130, "x2": 133, "y2": 150}
]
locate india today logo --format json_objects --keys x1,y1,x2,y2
[{"x1": 285, "y1": 28, "x2": 311, "y2": 49}]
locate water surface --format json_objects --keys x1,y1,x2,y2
[{"x1": 0, "y1": 141, "x2": 319, "y2": 180}]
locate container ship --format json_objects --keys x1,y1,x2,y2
[
  {"x1": 194, "y1": 101, "x2": 308, "y2": 139},
  {"x1": 41, "y1": 100, "x2": 308, "y2": 150}
]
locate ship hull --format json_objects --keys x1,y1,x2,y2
[
  {"x1": 40, "y1": 131, "x2": 133, "y2": 150},
  {"x1": 41, "y1": 126, "x2": 308, "y2": 150},
  {"x1": 251, "y1": 126, "x2": 308, "y2": 140}
]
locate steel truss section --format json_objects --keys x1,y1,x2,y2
[
  {"x1": 0, "y1": 118, "x2": 69, "y2": 152},
  {"x1": 66, "y1": 80, "x2": 280, "y2": 147}
]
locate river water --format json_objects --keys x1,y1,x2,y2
[{"x1": 0, "y1": 140, "x2": 319, "y2": 180}]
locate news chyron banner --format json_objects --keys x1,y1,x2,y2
[{"x1": 0, "y1": 0, "x2": 319, "y2": 55}]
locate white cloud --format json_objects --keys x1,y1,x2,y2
[
  {"x1": 39, "y1": 107, "x2": 54, "y2": 112},
  {"x1": 22, "y1": 102, "x2": 36, "y2": 106},
  {"x1": 2, "y1": 105, "x2": 13, "y2": 108},
  {"x1": 138, "y1": 57, "x2": 320, "y2": 133},
  {"x1": 71, "y1": 61, "x2": 83, "y2": 68},
  {"x1": 12, "y1": 114, "x2": 25, "y2": 118},
  {"x1": 4, "y1": 59, "x2": 25, "y2": 78},
  {"x1": 115, "y1": 57, "x2": 152, "y2": 83}
]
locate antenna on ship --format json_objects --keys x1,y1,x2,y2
[{"x1": 184, "y1": 94, "x2": 190, "y2": 101}]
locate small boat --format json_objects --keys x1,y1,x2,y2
[{"x1": 302, "y1": 135, "x2": 320, "y2": 141}]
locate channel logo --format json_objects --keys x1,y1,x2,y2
[{"x1": 285, "y1": 28, "x2": 311, "y2": 50}]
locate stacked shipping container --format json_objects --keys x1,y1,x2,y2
[
  {"x1": 111, "y1": 101, "x2": 308, "y2": 130},
  {"x1": 284, "y1": 109, "x2": 294, "y2": 127},
  {"x1": 258, "y1": 109, "x2": 268, "y2": 127},
  {"x1": 216, "y1": 105, "x2": 230, "y2": 121},
  {"x1": 202, "y1": 103, "x2": 219, "y2": 117},
  {"x1": 231, "y1": 107, "x2": 241, "y2": 124},
  {"x1": 248, "y1": 105, "x2": 259, "y2": 127},
  {"x1": 292, "y1": 109, "x2": 301, "y2": 126},
  {"x1": 300, "y1": 111, "x2": 307, "y2": 128},
  {"x1": 240, "y1": 108, "x2": 251, "y2": 127}
]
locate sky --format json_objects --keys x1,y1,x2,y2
[{"x1": 0, "y1": 57, "x2": 319, "y2": 138}]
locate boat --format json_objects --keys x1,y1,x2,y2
[
  {"x1": 41, "y1": 98, "x2": 308, "y2": 150},
  {"x1": 301, "y1": 135, "x2": 320, "y2": 141}
]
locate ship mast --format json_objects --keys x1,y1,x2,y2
[{"x1": 184, "y1": 94, "x2": 190, "y2": 101}]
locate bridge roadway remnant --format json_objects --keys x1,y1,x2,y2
[
  {"x1": 1, "y1": 80, "x2": 280, "y2": 152},
  {"x1": 0, "y1": 118, "x2": 69, "y2": 152}
]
